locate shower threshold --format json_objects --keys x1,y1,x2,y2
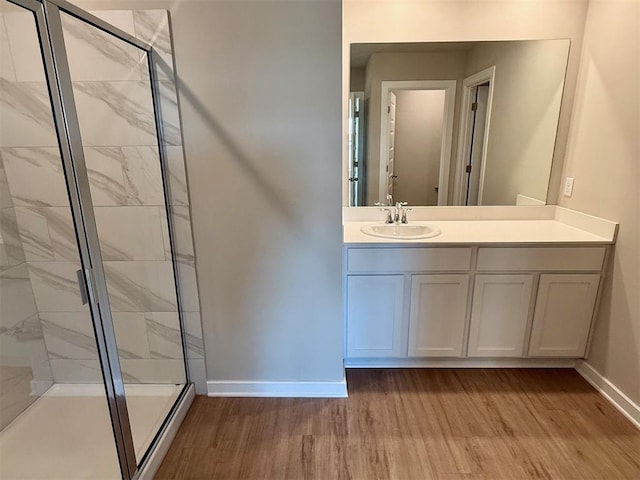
[{"x1": 0, "y1": 383, "x2": 183, "y2": 479}]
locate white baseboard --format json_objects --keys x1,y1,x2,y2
[
  {"x1": 344, "y1": 357, "x2": 578, "y2": 368},
  {"x1": 207, "y1": 376, "x2": 348, "y2": 398},
  {"x1": 575, "y1": 360, "x2": 640, "y2": 430}
]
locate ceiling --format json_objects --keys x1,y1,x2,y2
[{"x1": 350, "y1": 41, "x2": 480, "y2": 68}]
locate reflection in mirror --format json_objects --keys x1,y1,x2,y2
[{"x1": 348, "y1": 40, "x2": 570, "y2": 207}]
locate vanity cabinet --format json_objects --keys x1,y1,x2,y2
[
  {"x1": 528, "y1": 274, "x2": 600, "y2": 357},
  {"x1": 408, "y1": 275, "x2": 469, "y2": 357},
  {"x1": 344, "y1": 244, "x2": 608, "y2": 364},
  {"x1": 467, "y1": 274, "x2": 534, "y2": 357},
  {"x1": 346, "y1": 275, "x2": 405, "y2": 358}
]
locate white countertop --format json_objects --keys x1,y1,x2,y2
[
  {"x1": 344, "y1": 219, "x2": 614, "y2": 245},
  {"x1": 343, "y1": 206, "x2": 618, "y2": 245}
]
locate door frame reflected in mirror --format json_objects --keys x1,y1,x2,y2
[
  {"x1": 453, "y1": 66, "x2": 495, "y2": 206},
  {"x1": 379, "y1": 79, "x2": 456, "y2": 206}
]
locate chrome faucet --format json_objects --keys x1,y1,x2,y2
[
  {"x1": 380, "y1": 202, "x2": 412, "y2": 224},
  {"x1": 394, "y1": 202, "x2": 406, "y2": 224},
  {"x1": 393, "y1": 202, "x2": 413, "y2": 223}
]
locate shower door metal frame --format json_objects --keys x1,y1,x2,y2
[{"x1": 6, "y1": 1, "x2": 191, "y2": 479}]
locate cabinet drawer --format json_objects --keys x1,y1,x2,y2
[
  {"x1": 477, "y1": 247, "x2": 605, "y2": 272},
  {"x1": 347, "y1": 247, "x2": 472, "y2": 273}
]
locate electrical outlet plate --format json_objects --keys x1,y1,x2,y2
[{"x1": 564, "y1": 177, "x2": 575, "y2": 197}]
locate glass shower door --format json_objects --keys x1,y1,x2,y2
[
  {"x1": 0, "y1": 1, "x2": 122, "y2": 478},
  {"x1": 55, "y1": 4, "x2": 187, "y2": 466},
  {"x1": 2, "y1": 0, "x2": 190, "y2": 478}
]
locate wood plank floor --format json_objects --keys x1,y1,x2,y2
[{"x1": 156, "y1": 369, "x2": 640, "y2": 479}]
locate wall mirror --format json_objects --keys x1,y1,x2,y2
[{"x1": 347, "y1": 40, "x2": 570, "y2": 207}]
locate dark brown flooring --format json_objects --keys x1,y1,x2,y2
[{"x1": 156, "y1": 369, "x2": 640, "y2": 479}]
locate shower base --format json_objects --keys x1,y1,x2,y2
[{"x1": 0, "y1": 383, "x2": 183, "y2": 479}]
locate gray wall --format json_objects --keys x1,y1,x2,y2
[
  {"x1": 350, "y1": 67, "x2": 365, "y2": 91},
  {"x1": 76, "y1": 0, "x2": 344, "y2": 385},
  {"x1": 465, "y1": 40, "x2": 569, "y2": 205},
  {"x1": 559, "y1": 0, "x2": 639, "y2": 405},
  {"x1": 174, "y1": 1, "x2": 344, "y2": 383}
]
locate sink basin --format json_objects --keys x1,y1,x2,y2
[{"x1": 361, "y1": 223, "x2": 442, "y2": 240}]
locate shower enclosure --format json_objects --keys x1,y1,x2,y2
[{"x1": 0, "y1": 0, "x2": 201, "y2": 478}]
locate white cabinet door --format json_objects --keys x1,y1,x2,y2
[
  {"x1": 467, "y1": 274, "x2": 534, "y2": 357},
  {"x1": 408, "y1": 275, "x2": 469, "y2": 357},
  {"x1": 528, "y1": 274, "x2": 600, "y2": 357},
  {"x1": 346, "y1": 275, "x2": 405, "y2": 358}
]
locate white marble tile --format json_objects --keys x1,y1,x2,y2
[
  {"x1": 0, "y1": 83, "x2": 57, "y2": 147},
  {"x1": 49, "y1": 359, "x2": 103, "y2": 383},
  {"x1": 160, "y1": 208, "x2": 171, "y2": 261},
  {"x1": 13, "y1": 207, "x2": 52, "y2": 261},
  {"x1": 103, "y1": 261, "x2": 178, "y2": 312},
  {"x1": 31, "y1": 357, "x2": 53, "y2": 386},
  {"x1": 73, "y1": 81, "x2": 158, "y2": 147},
  {"x1": 145, "y1": 312, "x2": 183, "y2": 359},
  {"x1": 0, "y1": 264, "x2": 38, "y2": 330},
  {"x1": 133, "y1": 10, "x2": 173, "y2": 81},
  {"x1": 0, "y1": 152, "x2": 13, "y2": 209},
  {"x1": 187, "y1": 358, "x2": 207, "y2": 395},
  {"x1": 122, "y1": 146, "x2": 165, "y2": 205},
  {"x1": 89, "y1": 10, "x2": 137, "y2": 37},
  {"x1": 0, "y1": 366, "x2": 36, "y2": 430},
  {"x1": 160, "y1": 205, "x2": 195, "y2": 263},
  {"x1": 61, "y1": 10, "x2": 144, "y2": 82},
  {"x1": 40, "y1": 312, "x2": 98, "y2": 360},
  {"x1": 176, "y1": 261, "x2": 200, "y2": 312},
  {"x1": 85, "y1": 146, "x2": 166, "y2": 206},
  {"x1": 14, "y1": 207, "x2": 79, "y2": 262},
  {"x1": 2, "y1": 9, "x2": 45, "y2": 82},
  {"x1": 166, "y1": 146, "x2": 189, "y2": 206},
  {"x1": 84, "y1": 147, "x2": 128, "y2": 206},
  {"x1": 120, "y1": 359, "x2": 185, "y2": 384},
  {"x1": 1, "y1": 148, "x2": 70, "y2": 206},
  {"x1": 0, "y1": 315, "x2": 46, "y2": 367},
  {"x1": 28, "y1": 261, "x2": 87, "y2": 312},
  {"x1": 0, "y1": 208, "x2": 25, "y2": 271},
  {"x1": 183, "y1": 311, "x2": 204, "y2": 360},
  {"x1": 157, "y1": 80, "x2": 182, "y2": 146},
  {"x1": 0, "y1": 15, "x2": 16, "y2": 82},
  {"x1": 112, "y1": 312, "x2": 151, "y2": 359},
  {"x1": 94, "y1": 206, "x2": 166, "y2": 261}
]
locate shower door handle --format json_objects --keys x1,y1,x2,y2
[{"x1": 77, "y1": 269, "x2": 90, "y2": 305}]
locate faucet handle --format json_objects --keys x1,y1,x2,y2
[
  {"x1": 379, "y1": 208, "x2": 394, "y2": 224},
  {"x1": 401, "y1": 207, "x2": 413, "y2": 224}
]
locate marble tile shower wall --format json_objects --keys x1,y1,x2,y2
[
  {"x1": 0, "y1": 9, "x2": 205, "y2": 392},
  {"x1": 0, "y1": 151, "x2": 54, "y2": 404}
]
